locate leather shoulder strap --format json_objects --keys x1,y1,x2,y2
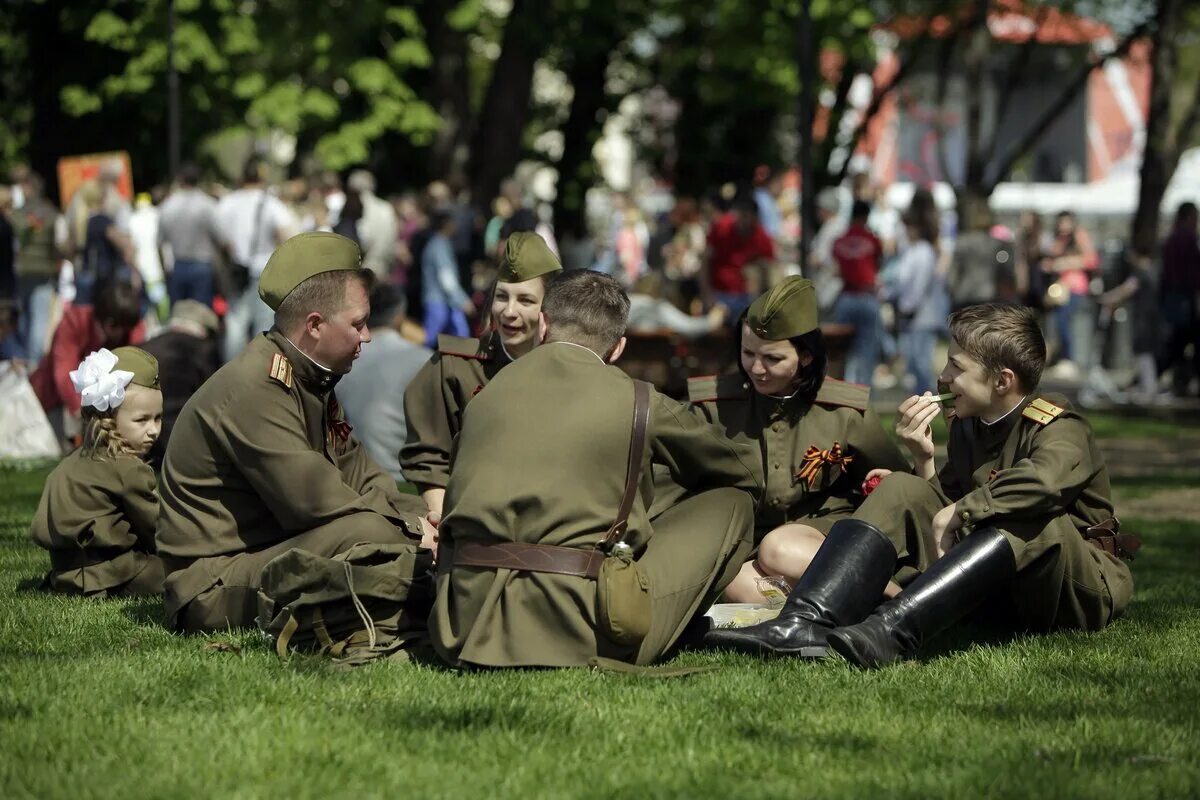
[{"x1": 602, "y1": 380, "x2": 652, "y2": 549}]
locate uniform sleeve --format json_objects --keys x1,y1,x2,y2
[
  {"x1": 119, "y1": 460, "x2": 160, "y2": 550},
  {"x1": 650, "y1": 394, "x2": 763, "y2": 500},
  {"x1": 222, "y1": 386, "x2": 414, "y2": 533},
  {"x1": 400, "y1": 355, "x2": 457, "y2": 489},
  {"x1": 955, "y1": 417, "x2": 1099, "y2": 528},
  {"x1": 845, "y1": 407, "x2": 911, "y2": 483},
  {"x1": 337, "y1": 436, "x2": 423, "y2": 536}
]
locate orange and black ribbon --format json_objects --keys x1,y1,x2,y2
[
  {"x1": 795, "y1": 441, "x2": 854, "y2": 489},
  {"x1": 327, "y1": 396, "x2": 353, "y2": 444}
]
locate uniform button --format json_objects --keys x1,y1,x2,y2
[
  {"x1": 960, "y1": 511, "x2": 970, "y2": 521},
  {"x1": 983, "y1": 505, "x2": 991, "y2": 512},
  {"x1": 773, "y1": 463, "x2": 781, "y2": 470}
]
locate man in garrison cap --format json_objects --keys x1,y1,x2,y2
[
  {"x1": 401, "y1": 231, "x2": 562, "y2": 519},
  {"x1": 157, "y1": 232, "x2": 432, "y2": 633}
]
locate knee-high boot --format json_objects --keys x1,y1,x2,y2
[
  {"x1": 704, "y1": 519, "x2": 897, "y2": 657},
  {"x1": 827, "y1": 527, "x2": 1016, "y2": 669}
]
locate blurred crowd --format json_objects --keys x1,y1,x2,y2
[{"x1": 2, "y1": 155, "x2": 1198, "y2": 456}]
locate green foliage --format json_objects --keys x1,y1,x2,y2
[{"x1": 34, "y1": 0, "x2": 440, "y2": 175}]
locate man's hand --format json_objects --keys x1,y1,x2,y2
[
  {"x1": 932, "y1": 503, "x2": 962, "y2": 559},
  {"x1": 419, "y1": 513, "x2": 440, "y2": 561}
]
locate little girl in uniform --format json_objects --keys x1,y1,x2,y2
[{"x1": 30, "y1": 346, "x2": 166, "y2": 597}]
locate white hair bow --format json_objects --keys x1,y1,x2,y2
[{"x1": 70, "y1": 348, "x2": 135, "y2": 412}]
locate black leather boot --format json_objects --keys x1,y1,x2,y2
[
  {"x1": 704, "y1": 519, "x2": 897, "y2": 657},
  {"x1": 827, "y1": 527, "x2": 1016, "y2": 669}
]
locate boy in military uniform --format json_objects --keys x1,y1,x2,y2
[
  {"x1": 432, "y1": 271, "x2": 764, "y2": 668},
  {"x1": 709, "y1": 303, "x2": 1135, "y2": 666},
  {"x1": 157, "y1": 232, "x2": 430, "y2": 633},
  {"x1": 401, "y1": 232, "x2": 561, "y2": 519}
]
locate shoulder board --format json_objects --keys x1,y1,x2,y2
[
  {"x1": 813, "y1": 378, "x2": 870, "y2": 412},
  {"x1": 437, "y1": 334, "x2": 486, "y2": 360},
  {"x1": 687, "y1": 374, "x2": 749, "y2": 403},
  {"x1": 268, "y1": 352, "x2": 293, "y2": 389},
  {"x1": 1022, "y1": 396, "x2": 1066, "y2": 426}
]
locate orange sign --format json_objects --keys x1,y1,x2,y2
[{"x1": 56, "y1": 151, "x2": 133, "y2": 209}]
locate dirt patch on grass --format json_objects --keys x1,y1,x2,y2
[{"x1": 1117, "y1": 487, "x2": 1200, "y2": 521}]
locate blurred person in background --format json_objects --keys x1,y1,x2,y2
[
  {"x1": 72, "y1": 181, "x2": 137, "y2": 304},
  {"x1": 705, "y1": 191, "x2": 775, "y2": 320},
  {"x1": 887, "y1": 203, "x2": 943, "y2": 395},
  {"x1": 332, "y1": 187, "x2": 363, "y2": 245},
  {"x1": 11, "y1": 172, "x2": 66, "y2": 365},
  {"x1": 831, "y1": 200, "x2": 884, "y2": 386},
  {"x1": 141, "y1": 299, "x2": 221, "y2": 466},
  {"x1": 31, "y1": 280, "x2": 145, "y2": 445},
  {"x1": 215, "y1": 157, "x2": 297, "y2": 359},
  {"x1": 337, "y1": 281, "x2": 431, "y2": 481},
  {"x1": 1042, "y1": 211, "x2": 1099, "y2": 375},
  {"x1": 158, "y1": 163, "x2": 219, "y2": 307},
  {"x1": 421, "y1": 209, "x2": 473, "y2": 347},
  {"x1": 754, "y1": 166, "x2": 783, "y2": 242},
  {"x1": 130, "y1": 192, "x2": 168, "y2": 320},
  {"x1": 0, "y1": 187, "x2": 14, "y2": 302},
  {"x1": 347, "y1": 169, "x2": 398, "y2": 280},
  {"x1": 1159, "y1": 201, "x2": 1200, "y2": 397},
  {"x1": 808, "y1": 188, "x2": 847, "y2": 313}
]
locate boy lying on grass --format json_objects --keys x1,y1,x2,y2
[{"x1": 707, "y1": 302, "x2": 1138, "y2": 667}]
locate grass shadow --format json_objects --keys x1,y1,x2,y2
[{"x1": 122, "y1": 596, "x2": 167, "y2": 628}]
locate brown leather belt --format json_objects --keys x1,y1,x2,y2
[
  {"x1": 1083, "y1": 518, "x2": 1141, "y2": 561},
  {"x1": 454, "y1": 541, "x2": 606, "y2": 579}
]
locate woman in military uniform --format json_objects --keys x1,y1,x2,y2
[
  {"x1": 401, "y1": 232, "x2": 562, "y2": 518},
  {"x1": 685, "y1": 277, "x2": 910, "y2": 602}
]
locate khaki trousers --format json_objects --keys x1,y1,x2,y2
[
  {"x1": 636, "y1": 487, "x2": 755, "y2": 664},
  {"x1": 166, "y1": 513, "x2": 413, "y2": 633}
]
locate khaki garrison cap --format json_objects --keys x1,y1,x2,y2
[
  {"x1": 745, "y1": 277, "x2": 818, "y2": 340},
  {"x1": 496, "y1": 232, "x2": 562, "y2": 283},
  {"x1": 259, "y1": 232, "x2": 362, "y2": 311},
  {"x1": 170, "y1": 299, "x2": 220, "y2": 335},
  {"x1": 111, "y1": 346, "x2": 160, "y2": 389}
]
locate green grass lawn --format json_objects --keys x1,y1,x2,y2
[{"x1": 2, "y1": 464, "x2": 1198, "y2": 799}]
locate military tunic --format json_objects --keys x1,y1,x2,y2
[
  {"x1": 400, "y1": 331, "x2": 512, "y2": 490},
  {"x1": 856, "y1": 395, "x2": 1133, "y2": 631},
  {"x1": 680, "y1": 374, "x2": 911, "y2": 538},
  {"x1": 432, "y1": 343, "x2": 764, "y2": 668},
  {"x1": 30, "y1": 448, "x2": 165, "y2": 597},
  {"x1": 157, "y1": 329, "x2": 425, "y2": 632}
]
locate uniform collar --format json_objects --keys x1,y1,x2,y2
[
  {"x1": 976, "y1": 395, "x2": 1030, "y2": 449},
  {"x1": 267, "y1": 329, "x2": 340, "y2": 393},
  {"x1": 544, "y1": 340, "x2": 607, "y2": 364}
]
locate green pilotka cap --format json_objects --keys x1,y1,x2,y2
[
  {"x1": 111, "y1": 346, "x2": 160, "y2": 389},
  {"x1": 496, "y1": 232, "x2": 562, "y2": 283},
  {"x1": 258, "y1": 232, "x2": 362, "y2": 311},
  {"x1": 745, "y1": 277, "x2": 818, "y2": 340}
]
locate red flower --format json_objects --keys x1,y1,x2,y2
[{"x1": 861, "y1": 474, "x2": 883, "y2": 496}]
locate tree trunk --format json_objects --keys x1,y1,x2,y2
[
  {"x1": 468, "y1": 0, "x2": 546, "y2": 212},
  {"x1": 421, "y1": 2, "x2": 471, "y2": 186},
  {"x1": 554, "y1": 47, "x2": 612, "y2": 241},
  {"x1": 1131, "y1": 0, "x2": 1179, "y2": 256}
]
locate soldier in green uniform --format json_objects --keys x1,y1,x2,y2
[
  {"x1": 432, "y1": 270, "x2": 764, "y2": 668},
  {"x1": 679, "y1": 277, "x2": 910, "y2": 603},
  {"x1": 708, "y1": 303, "x2": 1135, "y2": 665},
  {"x1": 157, "y1": 232, "x2": 430, "y2": 633},
  {"x1": 401, "y1": 232, "x2": 562, "y2": 519},
  {"x1": 30, "y1": 346, "x2": 165, "y2": 597}
]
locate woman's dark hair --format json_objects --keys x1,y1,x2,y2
[{"x1": 733, "y1": 310, "x2": 827, "y2": 414}]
